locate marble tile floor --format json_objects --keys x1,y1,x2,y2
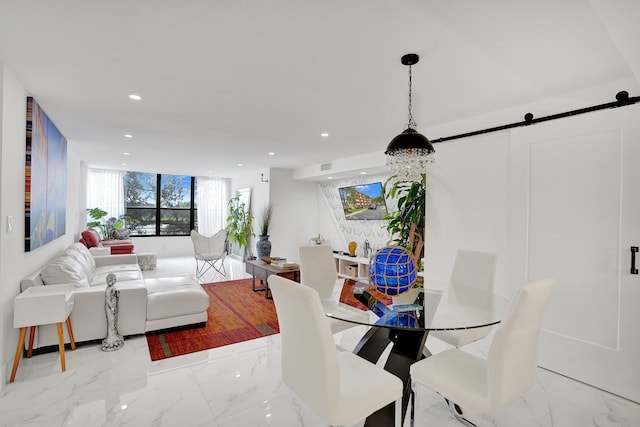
[{"x1": 1, "y1": 256, "x2": 639, "y2": 427}]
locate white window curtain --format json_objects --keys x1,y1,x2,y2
[
  {"x1": 86, "y1": 168, "x2": 125, "y2": 220},
  {"x1": 197, "y1": 177, "x2": 229, "y2": 235}
]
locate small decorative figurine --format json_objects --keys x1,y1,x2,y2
[
  {"x1": 348, "y1": 241, "x2": 357, "y2": 257},
  {"x1": 102, "y1": 273, "x2": 124, "y2": 351}
]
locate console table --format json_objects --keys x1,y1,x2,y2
[
  {"x1": 10, "y1": 284, "x2": 76, "y2": 382},
  {"x1": 245, "y1": 259, "x2": 300, "y2": 299}
]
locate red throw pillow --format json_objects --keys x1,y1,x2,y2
[{"x1": 81, "y1": 229, "x2": 101, "y2": 247}]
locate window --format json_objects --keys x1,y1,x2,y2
[
  {"x1": 86, "y1": 168, "x2": 125, "y2": 220},
  {"x1": 124, "y1": 172, "x2": 196, "y2": 236}
]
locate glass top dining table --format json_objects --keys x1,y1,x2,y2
[
  {"x1": 323, "y1": 278, "x2": 510, "y2": 332},
  {"x1": 321, "y1": 278, "x2": 510, "y2": 427}
]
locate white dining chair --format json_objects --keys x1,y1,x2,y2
[
  {"x1": 429, "y1": 249, "x2": 498, "y2": 348},
  {"x1": 410, "y1": 277, "x2": 556, "y2": 426},
  {"x1": 190, "y1": 229, "x2": 227, "y2": 278},
  {"x1": 299, "y1": 245, "x2": 369, "y2": 334},
  {"x1": 268, "y1": 275, "x2": 404, "y2": 427}
]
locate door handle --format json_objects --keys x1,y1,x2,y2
[{"x1": 631, "y1": 246, "x2": 639, "y2": 275}]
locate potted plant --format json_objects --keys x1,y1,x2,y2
[
  {"x1": 256, "y1": 204, "x2": 273, "y2": 258},
  {"x1": 383, "y1": 173, "x2": 426, "y2": 266},
  {"x1": 310, "y1": 234, "x2": 325, "y2": 245},
  {"x1": 225, "y1": 195, "x2": 255, "y2": 259},
  {"x1": 86, "y1": 207, "x2": 126, "y2": 239},
  {"x1": 87, "y1": 207, "x2": 108, "y2": 233}
]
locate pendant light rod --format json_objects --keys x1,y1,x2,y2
[
  {"x1": 430, "y1": 91, "x2": 639, "y2": 144},
  {"x1": 404, "y1": 54, "x2": 418, "y2": 130}
]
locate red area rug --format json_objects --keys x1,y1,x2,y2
[{"x1": 146, "y1": 279, "x2": 279, "y2": 361}]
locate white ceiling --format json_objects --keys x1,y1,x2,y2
[{"x1": 0, "y1": 0, "x2": 638, "y2": 179}]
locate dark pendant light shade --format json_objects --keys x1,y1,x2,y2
[{"x1": 386, "y1": 128, "x2": 435, "y2": 154}]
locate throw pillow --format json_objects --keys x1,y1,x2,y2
[
  {"x1": 41, "y1": 254, "x2": 90, "y2": 288},
  {"x1": 66, "y1": 243, "x2": 93, "y2": 279},
  {"x1": 81, "y1": 228, "x2": 101, "y2": 247}
]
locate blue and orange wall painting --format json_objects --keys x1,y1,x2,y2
[{"x1": 25, "y1": 97, "x2": 67, "y2": 251}]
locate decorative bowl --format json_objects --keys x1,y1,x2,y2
[{"x1": 261, "y1": 257, "x2": 272, "y2": 264}]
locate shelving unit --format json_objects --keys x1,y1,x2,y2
[
  {"x1": 334, "y1": 251, "x2": 425, "y2": 282},
  {"x1": 333, "y1": 253, "x2": 371, "y2": 281}
]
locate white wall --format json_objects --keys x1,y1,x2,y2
[
  {"x1": 0, "y1": 65, "x2": 83, "y2": 387},
  {"x1": 250, "y1": 167, "x2": 271, "y2": 244},
  {"x1": 315, "y1": 185, "x2": 344, "y2": 250},
  {"x1": 423, "y1": 132, "x2": 511, "y2": 289},
  {"x1": 268, "y1": 168, "x2": 318, "y2": 261},
  {"x1": 225, "y1": 167, "x2": 318, "y2": 262}
]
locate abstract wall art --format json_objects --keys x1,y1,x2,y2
[{"x1": 25, "y1": 97, "x2": 67, "y2": 251}]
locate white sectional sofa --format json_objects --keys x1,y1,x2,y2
[{"x1": 20, "y1": 243, "x2": 209, "y2": 349}]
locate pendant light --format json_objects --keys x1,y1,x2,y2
[{"x1": 385, "y1": 53, "x2": 435, "y2": 181}]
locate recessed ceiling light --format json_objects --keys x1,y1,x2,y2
[
  {"x1": 327, "y1": 176, "x2": 333, "y2": 179},
  {"x1": 360, "y1": 171, "x2": 367, "y2": 175},
  {"x1": 237, "y1": 163, "x2": 243, "y2": 167},
  {"x1": 121, "y1": 163, "x2": 127, "y2": 166},
  {"x1": 321, "y1": 133, "x2": 329, "y2": 137},
  {"x1": 123, "y1": 152, "x2": 130, "y2": 156},
  {"x1": 128, "y1": 94, "x2": 142, "y2": 101},
  {"x1": 208, "y1": 170, "x2": 213, "y2": 174},
  {"x1": 124, "y1": 134, "x2": 133, "y2": 138},
  {"x1": 268, "y1": 152, "x2": 275, "y2": 156}
]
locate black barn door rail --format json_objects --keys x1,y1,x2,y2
[{"x1": 431, "y1": 91, "x2": 639, "y2": 144}]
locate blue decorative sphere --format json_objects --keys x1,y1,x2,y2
[{"x1": 369, "y1": 246, "x2": 417, "y2": 295}]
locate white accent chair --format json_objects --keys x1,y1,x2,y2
[
  {"x1": 268, "y1": 275, "x2": 404, "y2": 427},
  {"x1": 190, "y1": 229, "x2": 227, "y2": 278},
  {"x1": 429, "y1": 250, "x2": 498, "y2": 348},
  {"x1": 298, "y1": 245, "x2": 369, "y2": 334},
  {"x1": 410, "y1": 278, "x2": 556, "y2": 426}
]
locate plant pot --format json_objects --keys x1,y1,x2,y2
[{"x1": 256, "y1": 235, "x2": 272, "y2": 258}]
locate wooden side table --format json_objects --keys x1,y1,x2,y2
[
  {"x1": 245, "y1": 259, "x2": 300, "y2": 299},
  {"x1": 10, "y1": 284, "x2": 76, "y2": 382}
]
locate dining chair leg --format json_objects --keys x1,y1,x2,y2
[
  {"x1": 446, "y1": 398, "x2": 477, "y2": 427},
  {"x1": 410, "y1": 386, "x2": 415, "y2": 426}
]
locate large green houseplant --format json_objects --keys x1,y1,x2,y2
[
  {"x1": 225, "y1": 195, "x2": 255, "y2": 255},
  {"x1": 87, "y1": 207, "x2": 126, "y2": 239},
  {"x1": 383, "y1": 173, "x2": 426, "y2": 264}
]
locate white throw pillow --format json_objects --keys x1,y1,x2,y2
[
  {"x1": 71, "y1": 242, "x2": 96, "y2": 273},
  {"x1": 41, "y1": 253, "x2": 90, "y2": 288},
  {"x1": 66, "y1": 243, "x2": 93, "y2": 278}
]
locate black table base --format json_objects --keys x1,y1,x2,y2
[{"x1": 353, "y1": 326, "x2": 428, "y2": 426}]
